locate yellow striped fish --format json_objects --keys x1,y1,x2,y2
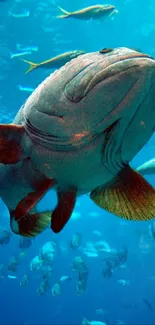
[
  {"x1": 22, "y1": 50, "x2": 85, "y2": 74},
  {"x1": 57, "y1": 4, "x2": 117, "y2": 20}
]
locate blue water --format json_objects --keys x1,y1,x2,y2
[{"x1": 0, "y1": 0, "x2": 155, "y2": 324}]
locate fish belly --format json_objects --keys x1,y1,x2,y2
[{"x1": 28, "y1": 137, "x2": 115, "y2": 194}]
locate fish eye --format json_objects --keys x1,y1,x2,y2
[{"x1": 99, "y1": 48, "x2": 113, "y2": 54}]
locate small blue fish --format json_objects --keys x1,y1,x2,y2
[
  {"x1": 8, "y1": 275, "x2": 17, "y2": 279},
  {"x1": 18, "y1": 84, "x2": 34, "y2": 93},
  {"x1": 8, "y1": 10, "x2": 30, "y2": 18},
  {"x1": 16, "y1": 44, "x2": 38, "y2": 52},
  {"x1": 137, "y1": 159, "x2": 155, "y2": 175},
  {"x1": 10, "y1": 51, "x2": 31, "y2": 59}
]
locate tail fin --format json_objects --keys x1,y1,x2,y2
[
  {"x1": 22, "y1": 59, "x2": 39, "y2": 74},
  {"x1": 109, "y1": 9, "x2": 118, "y2": 20},
  {"x1": 10, "y1": 52, "x2": 14, "y2": 59},
  {"x1": 57, "y1": 6, "x2": 71, "y2": 18}
]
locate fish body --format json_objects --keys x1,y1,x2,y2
[
  {"x1": 117, "y1": 279, "x2": 130, "y2": 285},
  {"x1": 0, "y1": 47, "x2": 155, "y2": 237},
  {"x1": 60, "y1": 275, "x2": 72, "y2": 282},
  {"x1": 52, "y1": 282, "x2": 61, "y2": 296},
  {"x1": 10, "y1": 51, "x2": 31, "y2": 59},
  {"x1": 57, "y1": 5, "x2": 116, "y2": 20},
  {"x1": 8, "y1": 275, "x2": 17, "y2": 279},
  {"x1": 137, "y1": 159, "x2": 155, "y2": 175},
  {"x1": 22, "y1": 50, "x2": 85, "y2": 74},
  {"x1": 82, "y1": 319, "x2": 107, "y2": 325},
  {"x1": 16, "y1": 44, "x2": 38, "y2": 52},
  {"x1": 83, "y1": 251, "x2": 98, "y2": 257},
  {"x1": 18, "y1": 84, "x2": 35, "y2": 92},
  {"x1": 8, "y1": 10, "x2": 30, "y2": 18}
]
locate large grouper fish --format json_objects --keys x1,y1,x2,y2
[{"x1": 1, "y1": 47, "x2": 155, "y2": 238}]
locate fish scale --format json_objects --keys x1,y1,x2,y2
[{"x1": 0, "y1": 47, "x2": 155, "y2": 237}]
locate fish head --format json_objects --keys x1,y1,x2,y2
[
  {"x1": 100, "y1": 4, "x2": 115, "y2": 13},
  {"x1": 70, "y1": 50, "x2": 85, "y2": 59},
  {"x1": 23, "y1": 47, "x2": 155, "y2": 157}
]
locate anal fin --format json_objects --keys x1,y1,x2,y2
[
  {"x1": 51, "y1": 189, "x2": 77, "y2": 233},
  {"x1": 90, "y1": 165, "x2": 155, "y2": 221}
]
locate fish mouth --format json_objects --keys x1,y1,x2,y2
[
  {"x1": 24, "y1": 118, "x2": 106, "y2": 151},
  {"x1": 24, "y1": 118, "x2": 60, "y2": 141}
]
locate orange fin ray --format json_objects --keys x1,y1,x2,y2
[
  {"x1": 90, "y1": 166, "x2": 155, "y2": 221},
  {"x1": 10, "y1": 211, "x2": 51, "y2": 237}
]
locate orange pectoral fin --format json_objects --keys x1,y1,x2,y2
[
  {"x1": 90, "y1": 165, "x2": 155, "y2": 221},
  {"x1": 51, "y1": 189, "x2": 77, "y2": 233}
]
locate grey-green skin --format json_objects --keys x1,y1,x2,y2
[
  {"x1": 59, "y1": 5, "x2": 115, "y2": 20},
  {"x1": 0, "y1": 47, "x2": 155, "y2": 233}
]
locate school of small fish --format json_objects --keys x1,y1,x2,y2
[{"x1": 1, "y1": 215, "x2": 155, "y2": 324}]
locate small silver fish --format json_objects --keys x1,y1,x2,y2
[
  {"x1": 8, "y1": 275, "x2": 17, "y2": 279},
  {"x1": 8, "y1": 10, "x2": 30, "y2": 18},
  {"x1": 137, "y1": 159, "x2": 155, "y2": 175},
  {"x1": 18, "y1": 84, "x2": 34, "y2": 93},
  {"x1": 59, "y1": 275, "x2": 72, "y2": 283},
  {"x1": 10, "y1": 51, "x2": 31, "y2": 59},
  {"x1": 82, "y1": 319, "x2": 107, "y2": 325},
  {"x1": 16, "y1": 44, "x2": 38, "y2": 52}
]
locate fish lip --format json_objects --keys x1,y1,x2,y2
[
  {"x1": 24, "y1": 118, "x2": 60, "y2": 139},
  {"x1": 23, "y1": 117, "x2": 106, "y2": 152}
]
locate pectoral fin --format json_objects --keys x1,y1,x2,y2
[
  {"x1": 0, "y1": 124, "x2": 25, "y2": 164},
  {"x1": 90, "y1": 165, "x2": 155, "y2": 221},
  {"x1": 51, "y1": 189, "x2": 77, "y2": 233}
]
